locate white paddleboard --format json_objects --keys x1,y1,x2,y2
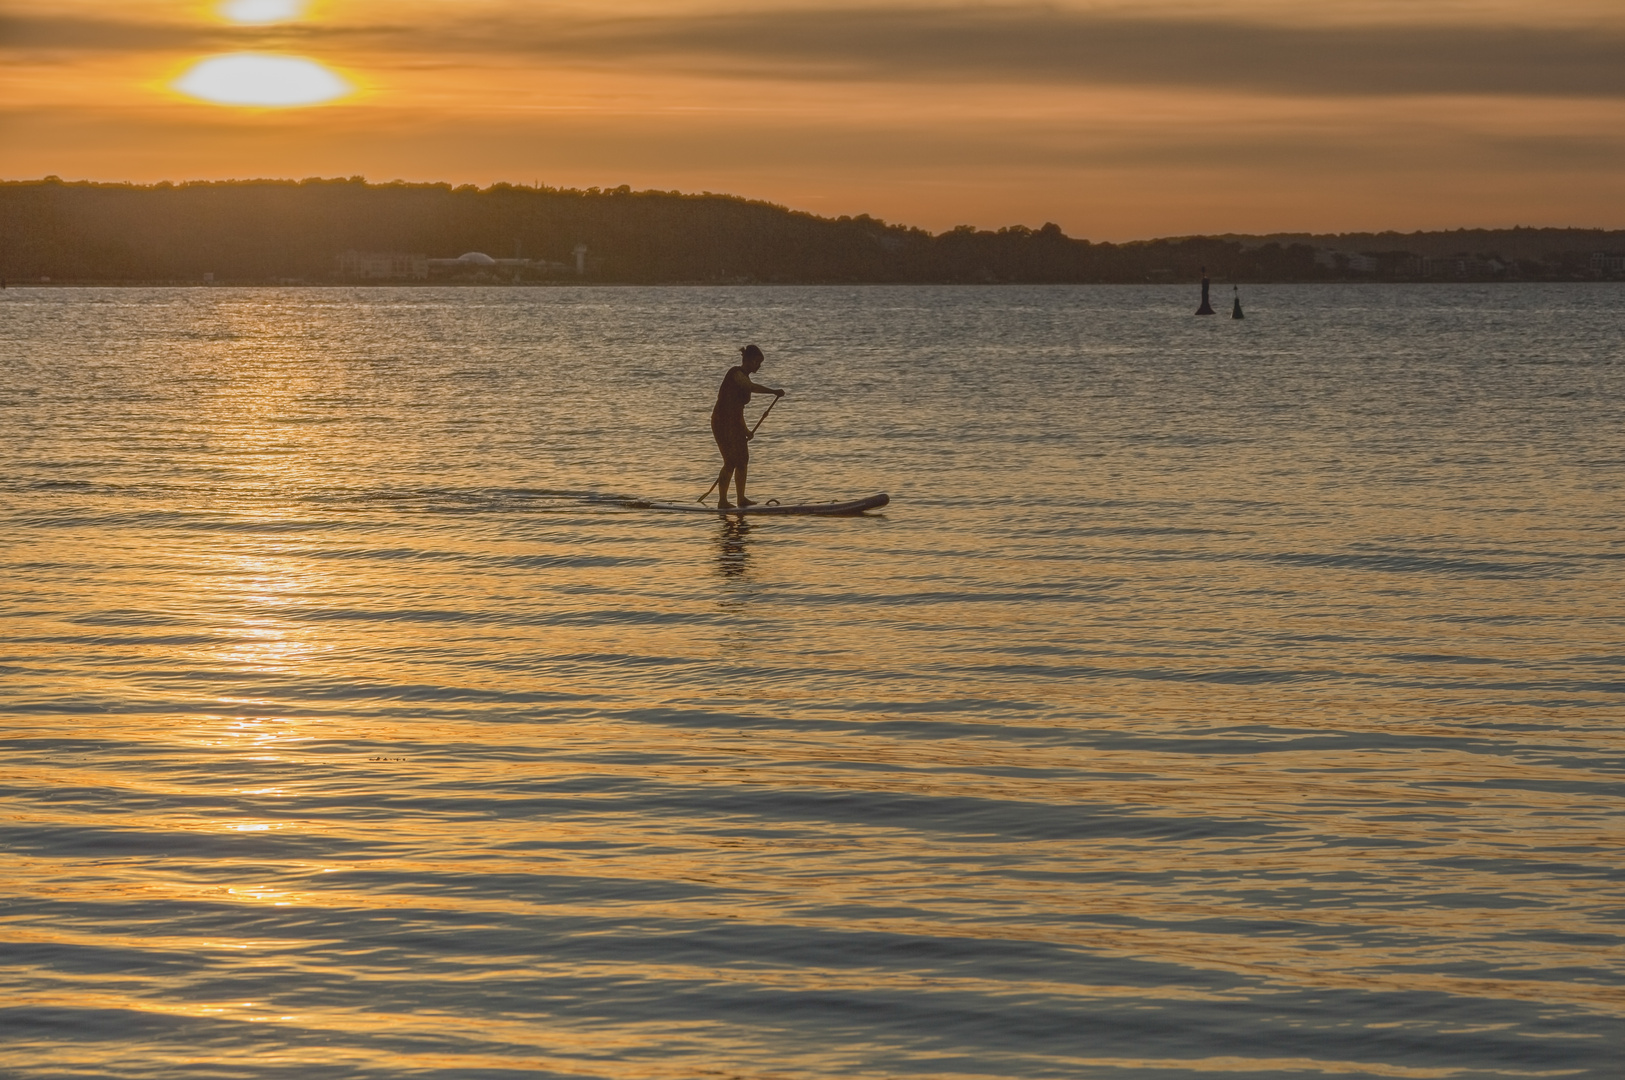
[{"x1": 632, "y1": 493, "x2": 889, "y2": 516}]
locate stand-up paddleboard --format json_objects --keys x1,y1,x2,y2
[{"x1": 632, "y1": 493, "x2": 889, "y2": 516}]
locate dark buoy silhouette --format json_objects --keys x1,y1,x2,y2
[
  {"x1": 1231, "y1": 286, "x2": 1244, "y2": 320},
  {"x1": 1195, "y1": 267, "x2": 1215, "y2": 315}
]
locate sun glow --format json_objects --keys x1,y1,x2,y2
[
  {"x1": 219, "y1": 0, "x2": 307, "y2": 24},
  {"x1": 174, "y1": 54, "x2": 351, "y2": 107}
]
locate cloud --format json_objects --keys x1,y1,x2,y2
[
  {"x1": 6, "y1": 5, "x2": 1625, "y2": 99},
  {"x1": 0, "y1": 14, "x2": 216, "y2": 52},
  {"x1": 11, "y1": 94, "x2": 1619, "y2": 178},
  {"x1": 8, "y1": 100, "x2": 1623, "y2": 236},
  {"x1": 511, "y1": 7, "x2": 1625, "y2": 98}
]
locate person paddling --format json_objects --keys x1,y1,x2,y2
[{"x1": 711, "y1": 344, "x2": 785, "y2": 509}]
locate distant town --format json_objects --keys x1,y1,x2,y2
[{"x1": 4, "y1": 178, "x2": 1623, "y2": 286}]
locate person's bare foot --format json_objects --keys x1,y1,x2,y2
[
  {"x1": 737, "y1": 497, "x2": 757, "y2": 507},
  {"x1": 718, "y1": 498, "x2": 735, "y2": 509}
]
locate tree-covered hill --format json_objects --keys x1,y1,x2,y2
[{"x1": 2, "y1": 177, "x2": 1620, "y2": 284}]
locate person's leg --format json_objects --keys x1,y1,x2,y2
[
  {"x1": 717, "y1": 433, "x2": 750, "y2": 507},
  {"x1": 733, "y1": 438, "x2": 753, "y2": 506},
  {"x1": 711, "y1": 415, "x2": 735, "y2": 508},
  {"x1": 716, "y1": 464, "x2": 735, "y2": 508}
]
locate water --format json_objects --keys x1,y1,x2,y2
[{"x1": 1, "y1": 284, "x2": 1622, "y2": 1079}]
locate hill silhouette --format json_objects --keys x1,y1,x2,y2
[{"x1": 3, "y1": 177, "x2": 1621, "y2": 284}]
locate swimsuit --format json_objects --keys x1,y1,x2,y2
[{"x1": 711, "y1": 366, "x2": 752, "y2": 466}]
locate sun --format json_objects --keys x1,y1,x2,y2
[
  {"x1": 174, "y1": 54, "x2": 352, "y2": 108},
  {"x1": 219, "y1": 0, "x2": 307, "y2": 24}
]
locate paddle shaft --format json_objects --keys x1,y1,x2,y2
[
  {"x1": 698, "y1": 396, "x2": 780, "y2": 502},
  {"x1": 750, "y1": 394, "x2": 779, "y2": 437}
]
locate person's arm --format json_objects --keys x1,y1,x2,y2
[{"x1": 731, "y1": 369, "x2": 785, "y2": 397}]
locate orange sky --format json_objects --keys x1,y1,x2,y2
[{"x1": 4, "y1": 0, "x2": 1624, "y2": 239}]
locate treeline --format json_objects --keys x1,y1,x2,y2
[{"x1": 2, "y1": 177, "x2": 1621, "y2": 284}]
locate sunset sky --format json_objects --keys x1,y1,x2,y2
[{"x1": 4, "y1": 0, "x2": 1623, "y2": 238}]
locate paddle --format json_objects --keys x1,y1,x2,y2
[{"x1": 697, "y1": 395, "x2": 781, "y2": 503}]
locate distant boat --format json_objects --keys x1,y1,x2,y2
[
  {"x1": 1231, "y1": 287, "x2": 1244, "y2": 320},
  {"x1": 1196, "y1": 267, "x2": 1216, "y2": 315}
]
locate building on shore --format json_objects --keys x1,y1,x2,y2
[
  {"x1": 336, "y1": 251, "x2": 429, "y2": 280},
  {"x1": 1410, "y1": 255, "x2": 1507, "y2": 279},
  {"x1": 335, "y1": 250, "x2": 577, "y2": 281},
  {"x1": 425, "y1": 252, "x2": 574, "y2": 278},
  {"x1": 1313, "y1": 249, "x2": 1379, "y2": 274}
]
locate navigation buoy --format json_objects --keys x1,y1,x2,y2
[
  {"x1": 1231, "y1": 286, "x2": 1244, "y2": 319},
  {"x1": 1196, "y1": 267, "x2": 1216, "y2": 315}
]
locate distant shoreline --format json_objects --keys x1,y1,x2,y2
[
  {"x1": 7, "y1": 279, "x2": 1622, "y2": 289},
  {"x1": 5, "y1": 178, "x2": 1624, "y2": 286}
]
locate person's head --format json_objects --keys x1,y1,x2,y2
[{"x1": 740, "y1": 344, "x2": 764, "y2": 372}]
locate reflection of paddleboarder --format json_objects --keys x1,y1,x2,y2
[{"x1": 710, "y1": 344, "x2": 784, "y2": 509}]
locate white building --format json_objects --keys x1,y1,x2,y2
[
  {"x1": 1313, "y1": 249, "x2": 1378, "y2": 274},
  {"x1": 1420, "y1": 256, "x2": 1505, "y2": 278},
  {"x1": 426, "y1": 252, "x2": 571, "y2": 277},
  {"x1": 337, "y1": 251, "x2": 429, "y2": 280}
]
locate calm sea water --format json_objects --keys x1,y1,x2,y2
[{"x1": 1, "y1": 284, "x2": 1622, "y2": 1079}]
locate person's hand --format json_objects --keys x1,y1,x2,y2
[
  {"x1": 774, "y1": 388, "x2": 786, "y2": 398},
  {"x1": 746, "y1": 431, "x2": 754, "y2": 441}
]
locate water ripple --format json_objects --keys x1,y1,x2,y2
[{"x1": 1, "y1": 284, "x2": 1622, "y2": 1079}]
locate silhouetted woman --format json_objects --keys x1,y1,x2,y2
[{"x1": 711, "y1": 344, "x2": 784, "y2": 509}]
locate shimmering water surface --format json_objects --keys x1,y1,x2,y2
[{"x1": 2, "y1": 284, "x2": 1622, "y2": 1079}]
